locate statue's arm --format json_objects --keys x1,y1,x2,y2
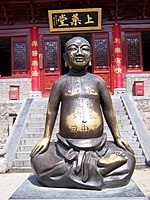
[
  {"x1": 99, "y1": 79, "x2": 134, "y2": 154},
  {"x1": 31, "y1": 79, "x2": 62, "y2": 157}
]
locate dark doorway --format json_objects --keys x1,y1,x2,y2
[
  {"x1": 141, "y1": 32, "x2": 150, "y2": 71},
  {"x1": 60, "y1": 34, "x2": 91, "y2": 75},
  {"x1": 0, "y1": 37, "x2": 11, "y2": 76}
]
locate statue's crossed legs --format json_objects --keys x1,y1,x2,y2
[{"x1": 31, "y1": 133, "x2": 135, "y2": 190}]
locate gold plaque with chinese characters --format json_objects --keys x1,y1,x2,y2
[{"x1": 48, "y1": 8, "x2": 101, "y2": 32}]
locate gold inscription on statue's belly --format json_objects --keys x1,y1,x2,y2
[{"x1": 66, "y1": 110, "x2": 102, "y2": 134}]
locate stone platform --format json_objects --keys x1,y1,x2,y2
[{"x1": 10, "y1": 175, "x2": 147, "y2": 200}]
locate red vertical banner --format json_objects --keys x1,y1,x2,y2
[
  {"x1": 30, "y1": 27, "x2": 40, "y2": 91},
  {"x1": 112, "y1": 24, "x2": 124, "y2": 88}
]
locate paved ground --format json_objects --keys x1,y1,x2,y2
[{"x1": 0, "y1": 168, "x2": 150, "y2": 200}]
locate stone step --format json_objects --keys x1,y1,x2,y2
[
  {"x1": 30, "y1": 109, "x2": 47, "y2": 114},
  {"x1": 117, "y1": 133, "x2": 136, "y2": 139},
  {"x1": 104, "y1": 125, "x2": 133, "y2": 131},
  {"x1": 132, "y1": 148, "x2": 143, "y2": 155},
  {"x1": 24, "y1": 126, "x2": 59, "y2": 133},
  {"x1": 29, "y1": 113, "x2": 48, "y2": 118},
  {"x1": 115, "y1": 115, "x2": 129, "y2": 120},
  {"x1": 20, "y1": 138, "x2": 41, "y2": 145},
  {"x1": 27, "y1": 118, "x2": 46, "y2": 123},
  {"x1": 24, "y1": 127, "x2": 45, "y2": 132},
  {"x1": 20, "y1": 136, "x2": 57, "y2": 146},
  {"x1": 135, "y1": 155, "x2": 146, "y2": 163},
  {"x1": 26, "y1": 123, "x2": 45, "y2": 128},
  {"x1": 18, "y1": 145, "x2": 34, "y2": 151},
  {"x1": 13, "y1": 158, "x2": 30, "y2": 167},
  {"x1": 15, "y1": 151, "x2": 30, "y2": 159},
  {"x1": 128, "y1": 141, "x2": 140, "y2": 148},
  {"x1": 104, "y1": 120, "x2": 131, "y2": 125},
  {"x1": 123, "y1": 136, "x2": 138, "y2": 142},
  {"x1": 10, "y1": 166, "x2": 32, "y2": 173},
  {"x1": 114, "y1": 110, "x2": 126, "y2": 113},
  {"x1": 113, "y1": 106, "x2": 124, "y2": 110},
  {"x1": 22, "y1": 133, "x2": 44, "y2": 139}
]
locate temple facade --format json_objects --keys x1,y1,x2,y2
[{"x1": 0, "y1": 0, "x2": 150, "y2": 100}]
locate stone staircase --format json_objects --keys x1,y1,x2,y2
[
  {"x1": 11, "y1": 95, "x2": 145, "y2": 172},
  {"x1": 105, "y1": 95, "x2": 145, "y2": 167}
]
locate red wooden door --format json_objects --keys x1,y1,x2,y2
[
  {"x1": 92, "y1": 33, "x2": 113, "y2": 92},
  {"x1": 40, "y1": 35, "x2": 60, "y2": 97}
]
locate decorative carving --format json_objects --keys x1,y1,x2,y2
[
  {"x1": 44, "y1": 41, "x2": 58, "y2": 69},
  {"x1": 94, "y1": 38, "x2": 109, "y2": 68},
  {"x1": 127, "y1": 38, "x2": 140, "y2": 67},
  {"x1": 13, "y1": 42, "x2": 26, "y2": 71}
]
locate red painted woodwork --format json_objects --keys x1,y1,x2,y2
[
  {"x1": 30, "y1": 27, "x2": 40, "y2": 91},
  {"x1": 40, "y1": 35, "x2": 60, "y2": 97},
  {"x1": 1, "y1": 0, "x2": 150, "y2": 25},
  {"x1": 112, "y1": 24, "x2": 124, "y2": 88},
  {"x1": 92, "y1": 33, "x2": 112, "y2": 91}
]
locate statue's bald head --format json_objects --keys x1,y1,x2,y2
[
  {"x1": 64, "y1": 36, "x2": 92, "y2": 71},
  {"x1": 65, "y1": 37, "x2": 91, "y2": 52}
]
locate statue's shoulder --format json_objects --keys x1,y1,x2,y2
[
  {"x1": 55, "y1": 74, "x2": 67, "y2": 82},
  {"x1": 88, "y1": 73, "x2": 105, "y2": 84},
  {"x1": 53, "y1": 74, "x2": 69, "y2": 87}
]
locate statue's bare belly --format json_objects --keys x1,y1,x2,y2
[
  {"x1": 59, "y1": 97, "x2": 103, "y2": 139},
  {"x1": 58, "y1": 75, "x2": 104, "y2": 139}
]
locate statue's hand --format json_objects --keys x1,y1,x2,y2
[
  {"x1": 30, "y1": 137, "x2": 50, "y2": 158},
  {"x1": 115, "y1": 137, "x2": 134, "y2": 155}
]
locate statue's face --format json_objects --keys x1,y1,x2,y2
[{"x1": 65, "y1": 37, "x2": 91, "y2": 71}]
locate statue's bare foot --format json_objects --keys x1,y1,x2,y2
[{"x1": 97, "y1": 151, "x2": 128, "y2": 167}]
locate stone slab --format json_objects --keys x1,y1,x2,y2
[{"x1": 10, "y1": 175, "x2": 147, "y2": 200}]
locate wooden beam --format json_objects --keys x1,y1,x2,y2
[{"x1": 0, "y1": 0, "x2": 60, "y2": 4}]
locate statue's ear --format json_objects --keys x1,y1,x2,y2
[
  {"x1": 63, "y1": 53, "x2": 68, "y2": 67},
  {"x1": 89, "y1": 53, "x2": 92, "y2": 66},
  {"x1": 89, "y1": 60, "x2": 92, "y2": 66}
]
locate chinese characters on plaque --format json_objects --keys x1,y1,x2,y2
[{"x1": 48, "y1": 8, "x2": 101, "y2": 32}]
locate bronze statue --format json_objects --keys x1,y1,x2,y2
[{"x1": 30, "y1": 37, "x2": 135, "y2": 190}]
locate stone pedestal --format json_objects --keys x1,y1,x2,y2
[{"x1": 10, "y1": 175, "x2": 147, "y2": 200}]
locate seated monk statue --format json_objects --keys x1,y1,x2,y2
[{"x1": 30, "y1": 36, "x2": 135, "y2": 190}]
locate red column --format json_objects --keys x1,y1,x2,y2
[
  {"x1": 30, "y1": 27, "x2": 40, "y2": 91},
  {"x1": 112, "y1": 24, "x2": 124, "y2": 88}
]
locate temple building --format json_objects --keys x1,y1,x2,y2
[{"x1": 0, "y1": 0, "x2": 150, "y2": 100}]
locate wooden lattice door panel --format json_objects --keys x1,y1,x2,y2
[
  {"x1": 92, "y1": 33, "x2": 111, "y2": 90},
  {"x1": 125, "y1": 32, "x2": 143, "y2": 71},
  {"x1": 12, "y1": 36, "x2": 29, "y2": 75},
  {"x1": 41, "y1": 35, "x2": 60, "y2": 96}
]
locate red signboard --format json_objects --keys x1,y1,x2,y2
[
  {"x1": 9, "y1": 86, "x2": 20, "y2": 100},
  {"x1": 30, "y1": 27, "x2": 40, "y2": 91},
  {"x1": 134, "y1": 81, "x2": 144, "y2": 96},
  {"x1": 112, "y1": 24, "x2": 124, "y2": 88}
]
